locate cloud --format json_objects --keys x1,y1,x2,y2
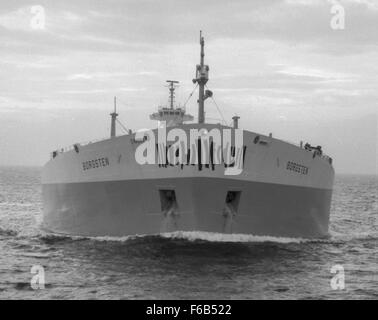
[
  {"x1": 0, "y1": 0, "x2": 377, "y2": 173},
  {"x1": 59, "y1": 87, "x2": 146, "y2": 94},
  {"x1": 343, "y1": 0, "x2": 378, "y2": 11},
  {"x1": 1, "y1": 0, "x2": 377, "y2": 56},
  {"x1": 67, "y1": 71, "x2": 158, "y2": 80},
  {"x1": 0, "y1": 6, "x2": 34, "y2": 31},
  {"x1": 276, "y1": 66, "x2": 356, "y2": 81},
  {"x1": 67, "y1": 73, "x2": 94, "y2": 80}
]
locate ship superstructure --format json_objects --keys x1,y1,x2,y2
[{"x1": 149, "y1": 80, "x2": 194, "y2": 127}]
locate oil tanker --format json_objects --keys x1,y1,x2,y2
[{"x1": 42, "y1": 32, "x2": 334, "y2": 238}]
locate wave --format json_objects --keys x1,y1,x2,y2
[
  {"x1": 12, "y1": 228, "x2": 378, "y2": 246},
  {"x1": 0, "y1": 227, "x2": 18, "y2": 237},
  {"x1": 328, "y1": 231, "x2": 378, "y2": 243},
  {"x1": 37, "y1": 232, "x2": 90, "y2": 244},
  {"x1": 0, "y1": 202, "x2": 34, "y2": 207},
  {"x1": 159, "y1": 231, "x2": 311, "y2": 244},
  {"x1": 36, "y1": 230, "x2": 313, "y2": 244}
]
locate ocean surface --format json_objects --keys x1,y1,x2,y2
[{"x1": 0, "y1": 166, "x2": 377, "y2": 300}]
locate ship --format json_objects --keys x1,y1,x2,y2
[{"x1": 42, "y1": 32, "x2": 335, "y2": 238}]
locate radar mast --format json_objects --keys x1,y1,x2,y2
[
  {"x1": 192, "y1": 31, "x2": 212, "y2": 124},
  {"x1": 150, "y1": 80, "x2": 194, "y2": 127}
]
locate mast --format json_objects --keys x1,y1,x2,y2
[
  {"x1": 193, "y1": 31, "x2": 210, "y2": 124},
  {"x1": 166, "y1": 80, "x2": 179, "y2": 110},
  {"x1": 110, "y1": 96, "x2": 118, "y2": 138}
]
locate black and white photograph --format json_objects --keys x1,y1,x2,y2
[{"x1": 0, "y1": 0, "x2": 377, "y2": 304}]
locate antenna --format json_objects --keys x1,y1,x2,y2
[{"x1": 166, "y1": 80, "x2": 179, "y2": 110}]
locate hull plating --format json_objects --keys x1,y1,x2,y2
[{"x1": 42, "y1": 177, "x2": 332, "y2": 238}]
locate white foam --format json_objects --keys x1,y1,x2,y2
[
  {"x1": 88, "y1": 234, "x2": 148, "y2": 242},
  {"x1": 39, "y1": 231, "x2": 308, "y2": 244},
  {"x1": 160, "y1": 231, "x2": 309, "y2": 243},
  {"x1": 36, "y1": 229, "x2": 378, "y2": 245},
  {"x1": 329, "y1": 231, "x2": 378, "y2": 242},
  {"x1": 39, "y1": 231, "x2": 153, "y2": 243},
  {"x1": 81, "y1": 231, "x2": 311, "y2": 244}
]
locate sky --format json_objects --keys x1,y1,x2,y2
[{"x1": 0, "y1": 0, "x2": 377, "y2": 174}]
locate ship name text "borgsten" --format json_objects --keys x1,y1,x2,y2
[{"x1": 82, "y1": 157, "x2": 110, "y2": 171}]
